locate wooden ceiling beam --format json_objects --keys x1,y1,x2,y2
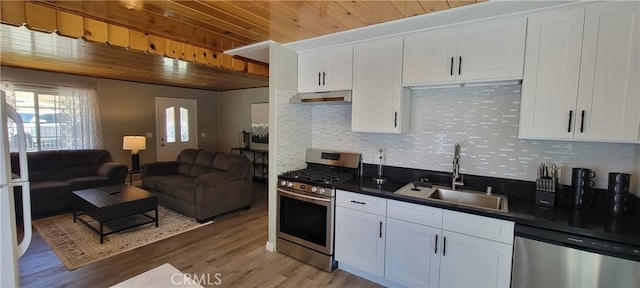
[
  {"x1": 29, "y1": 0, "x2": 249, "y2": 51},
  {"x1": 0, "y1": 1, "x2": 26, "y2": 27},
  {"x1": 24, "y1": 2, "x2": 56, "y2": 33}
]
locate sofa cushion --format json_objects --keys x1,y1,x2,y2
[
  {"x1": 173, "y1": 183, "x2": 196, "y2": 204},
  {"x1": 29, "y1": 181, "x2": 71, "y2": 201},
  {"x1": 143, "y1": 174, "x2": 186, "y2": 190},
  {"x1": 197, "y1": 171, "x2": 237, "y2": 187},
  {"x1": 156, "y1": 175, "x2": 196, "y2": 196},
  {"x1": 11, "y1": 151, "x2": 63, "y2": 181},
  {"x1": 191, "y1": 150, "x2": 219, "y2": 177},
  {"x1": 213, "y1": 153, "x2": 250, "y2": 179},
  {"x1": 66, "y1": 176, "x2": 113, "y2": 191},
  {"x1": 60, "y1": 150, "x2": 113, "y2": 178},
  {"x1": 176, "y1": 149, "x2": 201, "y2": 176}
]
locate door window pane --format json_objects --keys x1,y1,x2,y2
[
  {"x1": 180, "y1": 107, "x2": 189, "y2": 142},
  {"x1": 165, "y1": 107, "x2": 175, "y2": 143}
]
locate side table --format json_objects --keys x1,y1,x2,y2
[
  {"x1": 231, "y1": 147, "x2": 268, "y2": 182},
  {"x1": 128, "y1": 169, "x2": 140, "y2": 185}
]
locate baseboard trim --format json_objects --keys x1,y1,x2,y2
[
  {"x1": 338, "y1": 262, "x2": 397, "y2": 287},
  {"x1": 265, "y1": 241, "x2": 275, "y2": 252}
]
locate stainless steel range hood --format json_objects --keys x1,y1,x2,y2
[{"x1": 289, "y1": 90, "x2": 352, "y2": 104}]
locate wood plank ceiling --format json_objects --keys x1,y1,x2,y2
[{"x1": 0, "y1": 1, "x2": 483, "y2": 91}]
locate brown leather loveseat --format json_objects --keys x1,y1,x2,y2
[
  {"x1": 11, "y1": 149, "x2": 128, "y2": 218},
  {"x1": 140, "y1": 149, "x2": 252, "y2": 222}
]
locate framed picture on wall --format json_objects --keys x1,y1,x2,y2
[{"x1": 250, "y1": 102, "x2": 268, "y2": 150}]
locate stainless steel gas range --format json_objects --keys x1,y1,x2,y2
[{"x1": 276, "y1": 148, "x2": 361, "y2": 272}]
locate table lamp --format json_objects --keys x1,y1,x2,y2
[{"x1": 123, "y1": 136, "x2": 146, "y2": 171}]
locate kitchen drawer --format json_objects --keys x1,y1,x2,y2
[
  {"x1": 387, "y1": 199, "x2": 443, "y2": 228},
  {"x1": 336, "y1": 190, "x2": 387, "y2": 216},
  {"x1": 443, "y1": 210, "x2": 514, "y2": 244}
]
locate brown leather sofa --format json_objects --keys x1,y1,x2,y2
[
  {"x1": 11, "y1": 149, "x2": 128, "y2": 218},
  {"x1": 140, "y1": 149, "x2": 252, "y2": 222}
]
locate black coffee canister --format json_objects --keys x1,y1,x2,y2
[
  {"x1": 571, "y1": 168, "x2": 596, "y2": 210},
  {"x1": 607, "y1": 172, "x2": 630, "y2": 217}
]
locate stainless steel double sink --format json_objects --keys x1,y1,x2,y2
[{"x1": 394, "y1": 183, "x2": 508, "y2": 212}]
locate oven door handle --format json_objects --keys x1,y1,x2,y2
[{"x1": 278, "y1": 188, "x2": 332, "y2": 203}]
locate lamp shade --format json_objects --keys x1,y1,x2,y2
[{"x1": 123, "y1": 136, "x2": 146, "y2": 152}]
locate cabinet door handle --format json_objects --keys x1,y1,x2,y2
[
  {"x1": 322, "y1": 72, "x2": 326, "y2": 86},
  {"x1": 394, "y1": 112, "x2": 398, "y2": 128},
  {"x1": 318, "y1": 72, "x2": 321, "y2": 86},
  {"x1": 350, "y1": 200, "x2": 366, "y2": 205},
  {"x1": 443, "y1": 236, "x2": 447, "y2": 256},
  {"x1": 450, "y1": 57, "x2": 454, "y2": 76},
  {"x1": 434, "y1": 234, "x2": 439, "y2": 254},
  {"x1": 458, "y1": 56, "x2": 462, "y2": 75},
  {"x1": 379, "y1": 221, "x2": 383, "y2": 238},
  {"x1": 580, "y1": 110, "x2": 585, "y2": 133},
  {"x1": 568, "y1": 110, "x2": 573, "y2": 133}
]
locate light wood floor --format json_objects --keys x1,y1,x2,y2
[{"x1": 18, "y1": 182, "x2": 383, "y2": 288}]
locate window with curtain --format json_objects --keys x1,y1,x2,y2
[{"x1": 2, "y1": 81, "x2": 103, "y2": 152}]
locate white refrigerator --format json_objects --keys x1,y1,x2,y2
[{"x1": 0, "y1": 91, "x2": 32, "y2": 287}]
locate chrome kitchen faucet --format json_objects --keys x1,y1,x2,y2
[{"x1": 452, "y1": 143, "x2": 464, "y2": 190}]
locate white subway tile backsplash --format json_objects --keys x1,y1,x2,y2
[
  {"x1": 312, "y1": 84, "x2": 636, "y2": 189},
  {"x1": 276, "y1": 89, "x2": 311, "y2": 174}
]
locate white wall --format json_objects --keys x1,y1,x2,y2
[
  {"x1": 312, "y1": 84, "x2": 637, "y2": 191},
  {"x1": 268, "y1": 43, "x2": 304, "y2": 250},
  {"x1": 217, "y1": 87, "x2": 269, "y2": 153}
]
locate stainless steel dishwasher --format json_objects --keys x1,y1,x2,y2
[{"x1": 512, "y1": 225, "x2": 640, "y2": 287}]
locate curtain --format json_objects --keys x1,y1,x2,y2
[
  {"x1": 1, "y1": 81, "x2": 103, "y2": 150},
  {"x1": 58, "y1": 87, "x2": 103, "y2": 149}
]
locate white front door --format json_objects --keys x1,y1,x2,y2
[{"x1": 155, "y1": 97, "x2": 197, "y2": 161}]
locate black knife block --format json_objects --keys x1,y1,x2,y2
[{"x1": 535, "y1": 190, "x2": 556, "y2": 207}]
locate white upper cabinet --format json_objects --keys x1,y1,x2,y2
[
  {"x1": 520, "y1": 2, "x2": 640, "y2": 143},
  {"x1": 575, "y1": 2, "x2": 639, "y2": 142},
  {"x1": 456, "y1": 16, "x2": 527, "y2": 82},
  {"x1": 519, "y1": 7, "x2": 585, "y2": 140},
  {"x1": 403, "y1": 27, "x2": 458, "y2": 85},
  {"x1": 402, "y1": 16, "x2": 526, "y2": 86},
  {"x1": 298, "y1": 45, "x2": 353, "y2": 93},
  {"x1": 352, "y1": 37, "x2": 410, "y2": 133}
]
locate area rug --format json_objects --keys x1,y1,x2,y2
[{"x1": 32, "y1": 205, "x2": 211, "y2": 270}]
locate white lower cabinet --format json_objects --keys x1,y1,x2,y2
[
  {"x1": 385, "y1": 217, "x2": 441, "y2": 287},
  {"x1": 438, "y1": 230, "x2": 513, "y2": 288},
  {"x1": 335, "y1": 191, "x2": 387, "y2": 278},
  {"x1": 335, "y1": 192, "x2": 515, "y2": 288}
]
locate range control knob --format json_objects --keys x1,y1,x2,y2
[
  {"x1": 280, "y1": 180, "x2": 287, "y2": 187},
  {"x1": 286, "y1": 181, "x2": 294, "y2": 188},
  {"x1": 319, "y1": 188, "x2": 326, "y2": 195},
  {"x1": 311, "y1": 186, "x2": 318, "y2": 193}
]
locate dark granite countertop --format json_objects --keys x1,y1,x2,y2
[{"x1": 336, "y1": 176, "x2": 640, "y2": 248}]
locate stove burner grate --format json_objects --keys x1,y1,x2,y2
[{"x1": 281, "y1": 169, "x2": 353, "y2": 185}]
